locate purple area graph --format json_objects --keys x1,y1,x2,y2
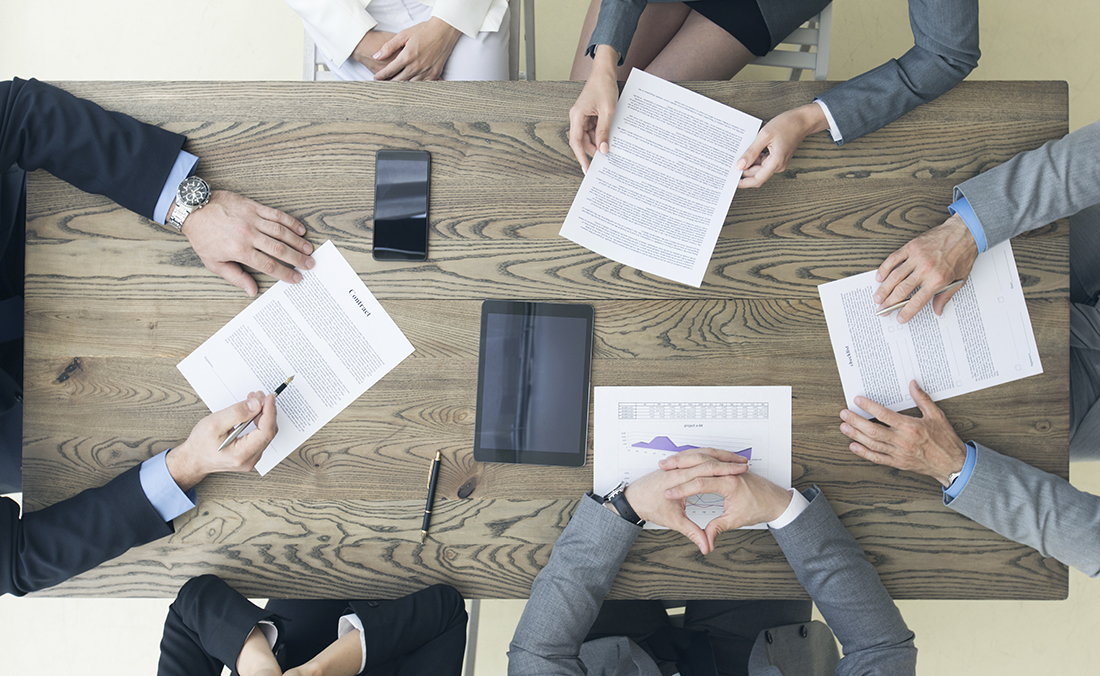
[{"x1": 631, "y1": 436, "x2": 751, "y2": 460}]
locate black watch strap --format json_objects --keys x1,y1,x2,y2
[{"x1": 604, "y1": 482, "x2": 645, "y2": 526}]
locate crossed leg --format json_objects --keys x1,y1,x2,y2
[{"x1": 569, "y1": 0, "x2": 756, "y2": 82}]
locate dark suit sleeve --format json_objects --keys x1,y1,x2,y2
[
  {"x1": 0, "y1": 77, "x2": 186, "y2": 221},
  {"x1": 1, "y1": 464, "x2": 173, "y2": 596},
  {"x1": 814, "y1": 0, "x2": 980, "y2": 144},
  {"x1": 771, "y1": 487, "x2": 917, "y2": 675}
]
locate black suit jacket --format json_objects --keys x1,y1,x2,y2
[
  {"x1": 1, "y1": 77, "x2": 187, "y2": 491},
  {"x1": 1, "y1": 464, "x2": 173, "y2": 596}
]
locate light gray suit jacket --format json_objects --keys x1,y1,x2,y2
[
  {"x1": 946, "y1": 443, "x2": 1100, "y2": 578},
  {"x1": 508, "y1": 488, "x2": 916, "y2": 676},
  {"x1": 954, "y1": 119, "x2": 1100, "y2": 249},
  {"x1": 816, "y1": 0, "x2": 979, "y2": 144},
  {"x1": 953, "y1": 119, "x2": 1100, "y2": 458}
]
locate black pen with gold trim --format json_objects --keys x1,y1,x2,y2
[{"x1": 421, "y1": 451, "x2": 442, "y2": 543}]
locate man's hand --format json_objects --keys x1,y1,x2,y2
[
  {"x1": 619, "y1": 448, "x2": 749, "y2": 555},
  {"x1": 660, "y1": 449, "x2": 792, "y2": 551},
  {"x1": 371, "y1": 17, "x2": 461, "y2": 81},
  {"x1": 181, "y1": 190, "x2": 314, "y2": 297},
  {"x1": 165, "y1": 392, "x2": 278, "y2": 491},
  {"x1": 839, "y1": 380, "x2": 967, "y2": 487},
  {"x1": 568, "y1": 46, "x2": 620, "y2": 174},
  {"x1": 352, "y1": 28, "x2": 399, "y2": 73},
  {"x1": 873, "y1": 213, "x2": 978, "y2": 323},
  {"x1": 736, "y1": 104, "x2": 828, "y2": 189}
]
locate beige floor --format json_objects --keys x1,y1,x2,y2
[{"x1": 2, "y1": 1, "x2": 1099, "y2": 673}]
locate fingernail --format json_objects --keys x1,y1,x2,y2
[
  {"x1": 872, "y1": 294, "x2": 882, "y2": 303},
  {"x1": 840, "y1": 424, "x2": 849, "y2": 434},
  {"x1": 373, "y1": 51, "x2": 382, "y2": 59},
  {"x1": 293, "y1": 272, "x2": 303, "y2": 283},
  {"x1": 304, "y1": 242, "x2": 313, "y2": 254},
  {"x1": 736, "y1": 159, "x2": 745, "y2": 170},
  {"x1": 248, "y1": 398, "x2": 260, "y2": 412},
  {"x1": 305, "y1": 257, "x2": 315, "y2": 269},
  {"x1": 599, "y1": 142, "x2": 608, "y2": 154},
  {"x1": 875, "y1": 272, "x2": 883, "y2": 282},
  {"x1": 839, "y1": 410, "x2": 848, "y2": 420},
  {"x1": 298, "y1": 226, "x2": 306, "y2": 236}
]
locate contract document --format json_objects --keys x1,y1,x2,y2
[
  {"x1": 559, "y1": 69, "x2": 761, "y2": 288},
  {"x1": 178, "y1": 240, "x2": 414, "y2": 475},
  {"x1": 819, "y1": 240, "x2": 1042, "y2": 418},
  {"x1": 594, "y1": 386, "x2": 791, "y2": 530}
]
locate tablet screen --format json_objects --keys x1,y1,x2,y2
[{"x1": 474, "y1": 301, "x2": 593, "y2": 466}]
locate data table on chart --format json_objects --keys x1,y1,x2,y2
[{"x1": 595, "y1": 387, "x2": 792, "y2": 529}]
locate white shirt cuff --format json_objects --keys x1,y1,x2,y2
[
  {"x1": 338, "y1": 613, "x2": 367, "y2": 675},
  {"x1": 153, "y1": 150, "x2": 199, "y2": 225},
  {"x1": 766, "y1": 488, "x2": 810, "y2": 530},
  {"x1": 255, "y1": 620, "x2": 278, "y2": 649},
  {"x1": 138, "y1": 449, "x2": 197, "y2": 522},
  {"x1": 814, "y1": 99, "x2": 843, "y2": 144}
]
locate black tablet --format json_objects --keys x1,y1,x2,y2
[{"x1": 473, "y1": 300, "x2": 594, "y2": 467}]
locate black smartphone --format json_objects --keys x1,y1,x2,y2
[{"x1": 373, "y1": 149, "x2": 430, "y2": 261}]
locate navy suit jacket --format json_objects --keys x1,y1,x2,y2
[
  {"x1": 1, "y1": 78, "x2": 184, "y2": 590},
  {"x1": 1, "y1": 465, "x2": 172, "y2": 596}
]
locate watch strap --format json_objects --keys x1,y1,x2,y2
[{"x1": 605, "y1": 483, "x2": 645, "y2": 526}]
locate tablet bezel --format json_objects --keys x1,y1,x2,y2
[{"x1": 472, "y1": 300, "x2": 593, "y2": 467}]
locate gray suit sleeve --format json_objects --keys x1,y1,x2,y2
[
  {"x1": 507, "y1": 493, "x2": 642, "y2": 675},
  {"x1": 815, "y1": 0, "x2": 979, "y2": 145},
  {"x1": 771, "y1": 487, "x2": 917, "y2": 675},
  {"x1": 954, "y1": 119, "x2": 1100, "y2": 249},
  {"x1": 585, "y1": 0, "x2": 646, "y2": 65},
  {"x1": 946, "y1": 443, "x2": 1100, "y2": 577}
]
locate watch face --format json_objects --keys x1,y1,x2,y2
[{"x1": 178, "y1": 176, "x2": 210, "y2": 207}]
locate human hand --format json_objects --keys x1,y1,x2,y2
[
  {"x1": 839, "y1": 380, "x2": 967, "y2": 487},
  {"x1": 568, "y1": 46, "x2": 620, "y2": 174},
  {"x1": 236, "y1": 625, "x2": 282, "y2": 676},
  {"x1": 736, "y1": 103, "x2": 828, "y2": 188},
  {"x1": 661, "y1": 449, "x2": 792, "y2": 550},
  {"x1": 620, "y1": 448, "x2": 749, "y2": 555},
  {"x1": 165, "y1": 392, "x2": 278, "y2": 491},
  {"x1": 181, "y1": 190, "x2": 314, "y2": 297},
  {"x1": 371, "y1": 17, "x2": 461, "y2": 81},
  {"x1": 352, "y1": 28, "x2": 399, "y2": 73},
  {"x1": 873, "y1": 213, "x2": 978, "y2": 323}
]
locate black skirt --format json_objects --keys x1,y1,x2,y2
[{"x1": 689, "y1": 0, "x2": 773, "y2": 57}]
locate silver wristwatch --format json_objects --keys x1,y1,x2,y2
[{"x1": 167, "y1": 176, "x2": 211, "y2": 232}]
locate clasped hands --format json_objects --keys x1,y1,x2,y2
[{"x1": 621, "y1": 448, "x2": 794, "y2": 555}]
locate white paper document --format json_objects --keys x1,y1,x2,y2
[
  {"x1": 559, "y1": 69, "x2": 762, "y2": 288},
  {"x1": 819, "y1": 240, "x2": 1042, "y2": 418},
  {"x1": 594, "y1": 386, "x2": 792, "y2": 530},
  {"x1": 178, "y1": 240, "x2": 414, "y2": 475}
]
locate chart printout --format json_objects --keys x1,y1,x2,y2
[
  {"x1": 594, "y1": 386, "x2": 792, "y2": 530},
  {"x1": 178, "y1": 241, "x2": 414, "y2": 475},
  {"x1": 559, "y1": 69, "x2": 761, "y2": 288},
  {"x1": 818, "y1": 239, "x2": 1042, "y2": 418}
]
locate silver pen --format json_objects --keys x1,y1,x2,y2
[
  {"x1": 875, "y1": 280, "x2": 964, "y2": 317},
  {"x1": 216, "y1": 376, "x2": 294, "y2": 452}
]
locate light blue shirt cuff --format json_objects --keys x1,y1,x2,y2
[
  {"x1": 153, "y1": 151, "x2": 199, "y2": 225},
  {"x1": 139, "y1": 449, "x2": 197, "y2": 522},
  {"x1": 948, "y1": 195, "x2": 987, "y2": 254},
  {"x1": 943, "y1": 442, "x2": 977, "y2": 502}
]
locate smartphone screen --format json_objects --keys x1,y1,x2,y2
[{"x1": 373, "y1": 150, "x2": 430, "y2": 261}]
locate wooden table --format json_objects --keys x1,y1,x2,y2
[{"x1": 23, "y1": 80, "x2": 1069, "y2": 600}]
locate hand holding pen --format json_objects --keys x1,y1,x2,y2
[
  {"x1": 217, "y1": 376, "x2": 294, "y2": 452},
  {"x1": 164, "y1": 391, "x2": 279, "y2": 491}
]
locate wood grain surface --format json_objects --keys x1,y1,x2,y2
[{"x1": 22, "y1": 80, "x2": 1069, "y2": 600}]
